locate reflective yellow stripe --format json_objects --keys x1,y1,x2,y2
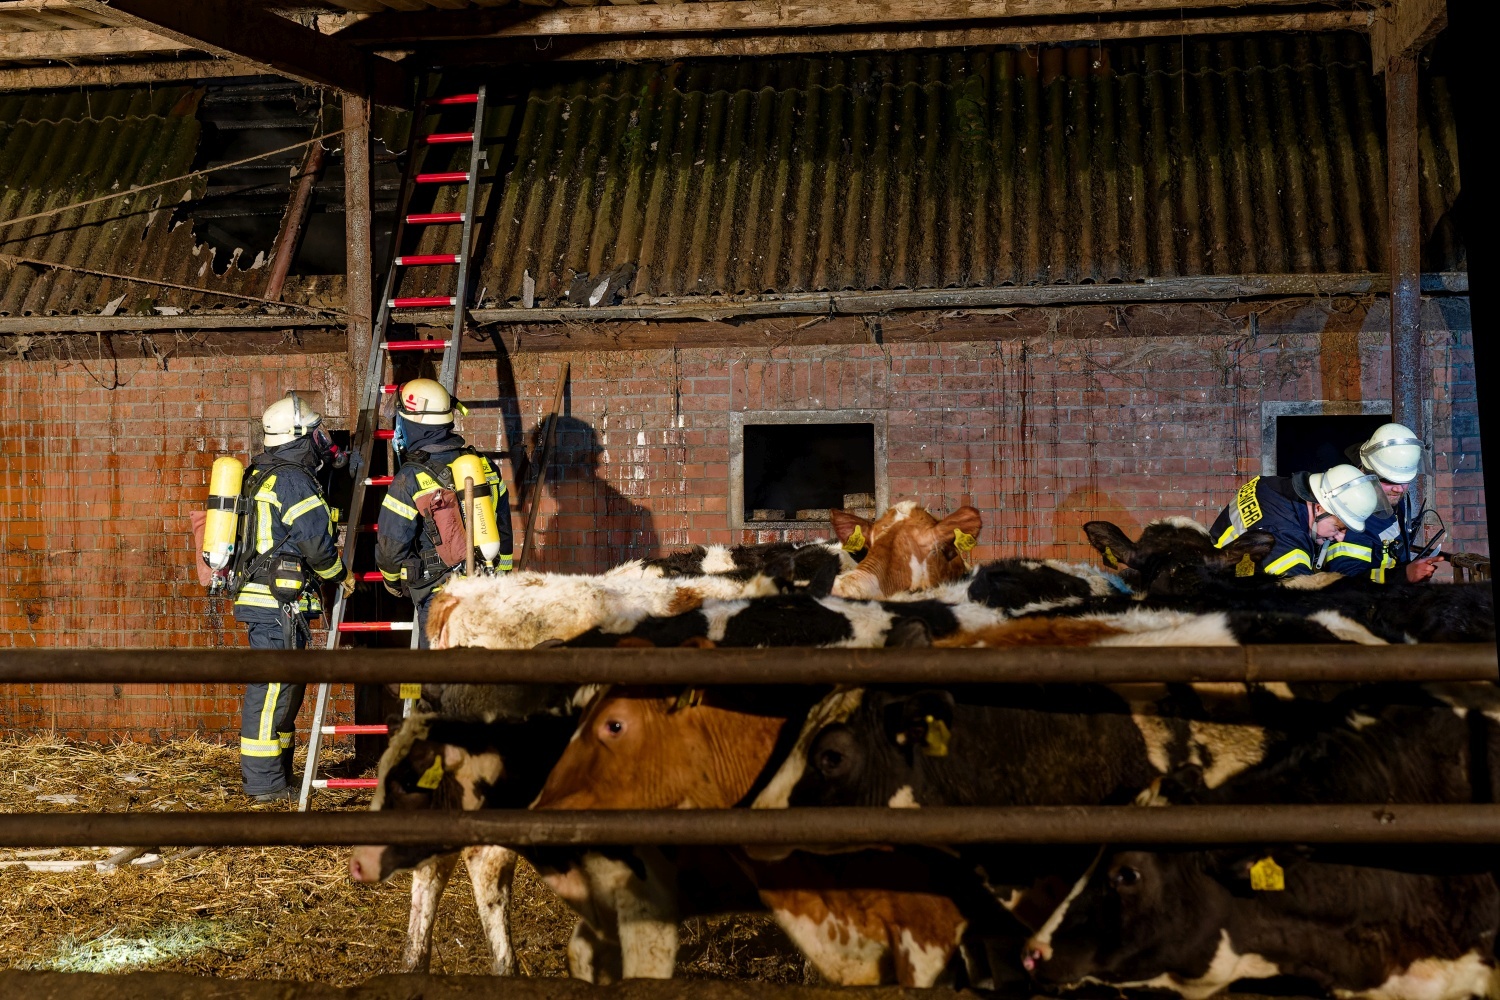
[
  {"x1": 256, "y1": 498, "x2": 274, "y2": 553},
  {"x1": 381, "y1": 568, "x2": 402, "y2": 582},
  {"x1": 495, "y1": 553, "x2": 513, "y2": 572},
  {"x1": 313, "y1": 557, "x2": 344, "y2": 580},
  {"x1": 1216, "y1": 524, "x2": 1242, "y2": 548},
  {"x1": 282, "y1": 494, "x2": 325, "y2": 526},
  {"x1": 412, "y1": 471, "x2": 443, "y2": 501},
  {"x1": 278, "y1": 732, "x2": 294, "y2": 749},
  {"x1": 382, "y1": 494, "x2": 419, "y2": 520},
  {"x1": 1324, "y1": 541, "x2": 1373, "y2": 562},
  {"x1": 258, "y1": 684, "x2": 281, "y2": 742},
  {"x1": 1370, "y1": 566, "x2": 1387, "y2": 584},
  {"x1": 239, "y1": 737, "x2": 281, "y2": 758},
  {"x1": 234, "y1": 583, "x2": 320, "y2": 612},
  {"x1": 1263, "y1": 549, "x2": 1313, "y2": 576}
]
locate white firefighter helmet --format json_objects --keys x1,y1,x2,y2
[
  {"x1": 262, "y1": 393, "x2": 322, "y2": 447},
  {"x1": 396, "y1": 378, "x2": 455, "y2": 426},
  {"x1": 1358, "y1": 422, "x2": 1424, "y2": 484},
  {"x1": 1309, "y1": 463, "x2": 1391, "y2": 532}
]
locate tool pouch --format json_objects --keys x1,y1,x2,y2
[
  {"x1": 414, "y1": 487, "x2": 469, "y2": 569},
  {"x1": 269, "y1": 554, "x2": 306, "y2": 607}
]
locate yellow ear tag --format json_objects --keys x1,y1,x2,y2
[
  {"x1": 416, "y1": 757, "x2": 445, "y2": 790},
  {"x1": 399, "y1": 683, "x2": 422, "y2": 700},
  {"x1": 920, "y1": 715, "x2": 951, "y2": 758},
  {"x1": 1249, "y1": 856, "x2": 1285, "y2": 891},
  {"x1": 1235, "y1": 553, "x2": 1257, "y2": 578},
  {"x1": 953, "y1": 529, "x2": 977, "y2": 554},
  {"x1": 1104, "y1": 546, "x2": 1120, "y2": 568},
  {"x1": 672, "y1": 687, "x2": 704, "y2": 712},
  {"x1": 842, "y1": 525, "x2": 866, "y2": 553}
]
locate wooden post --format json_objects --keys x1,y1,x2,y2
[
  {"x1": 1385, "y1": 53, "x2": 1422, "y2": 435},
  {"x1": 518, "y1": 363, "x2": 570, "y2": 571},
  {"x1": 264, "y1": 139, "x2": 325, "y2": 302},
  {"x1": 343, "y1": 94, "x2": 374, "y2": 404},
  {"x1": 464, "y1": 477, "x2": 476, "y2": 578}
]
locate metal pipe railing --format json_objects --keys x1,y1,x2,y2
[
  {"x1": 4, "y1": 805, "x2": 1500, "y2": 849},
  {"x1": 1, "y1": 645, "x2": 1495, "y2": 685}
]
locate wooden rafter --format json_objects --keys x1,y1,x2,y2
[
  {"x1": 64, "y1": 0, "x2": 410, "y2": 106},
  {"x1": 0, "y1": 26, "x2": 185, "y2": 59},
  {"x1": 434, "y1": 10, "x2": 1370, "y2": 63},
  {"x1": 335, "y1": 0, "x2": 1361, "y2": 44},
  {"x1": 0, "y1": 57, "x2": 257, "y2": 90}
]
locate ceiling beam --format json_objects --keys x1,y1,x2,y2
[
  {"x1": 417, "y1": 10, "x2": 1371, "y2": 64},
  {"x1": 0, "y1": 56, "x2": 258, "y2": 91},
  {"x1": 1371, "y1": 0, "x2": 1445, "y2": 69},
  {"x1": 66, "y1": 0, "x2": 410, "y2": 106},
  {"x1": 0, "y1": 26, "x2": 185, "y2": 59},
  {"x1": 336, "y1": 0, "x2": 1353, "y2": 43}
]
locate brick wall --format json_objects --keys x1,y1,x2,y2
[{"x1": 0, "y1": 295, "x2": 1486, "y2": 738}]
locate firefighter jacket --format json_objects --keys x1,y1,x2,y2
[
  {"x1": 1209, "y1": 473, "x2": 1327, "y2": 578},
  {"x1": 231, "y1": 440, "x2": 344, "y2": 622},
  {"x1": 375, "y1": 427, "x2": 514, "y2": 602},
  {"x1": 1324, "y1": 489, "x2": 1420, "y2": 583}
]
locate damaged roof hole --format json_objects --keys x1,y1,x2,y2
[{"x1": 171, "y1": 79, "x2": 401, "y2": 276}]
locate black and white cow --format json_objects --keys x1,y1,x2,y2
[
  {"x1": 1083, "y1": 518, "x2": 1495, "y2": 644},
  {"x1": 1026, "y1": 702, "x2": 1500, "y2": 999}
]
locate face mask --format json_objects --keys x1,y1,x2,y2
[{"x1": 312, "y1": 426, "x2": 348, "y2": 469}]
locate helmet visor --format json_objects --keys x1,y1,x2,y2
[
  {"x1": 1323, "y1": 471, "x2": 1394, "y2": 526},
  {"x1": 1359, "y1": 432, "x2": 1427, "y2": 482}
]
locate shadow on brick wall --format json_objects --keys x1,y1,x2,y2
[{"x1": 528, "y1": 415, "x2": 659, "y2": 573}]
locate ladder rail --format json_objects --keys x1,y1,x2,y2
[{"x1": 438, "y1": 85, "x2": 487, "y2": 394}]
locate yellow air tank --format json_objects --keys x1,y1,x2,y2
[
  {"x1": 202, "y1": 456, "x2": 244, "y2": 570},
  {"x1": 449, "y1": 453, "x2": 501, "y2": 563}
]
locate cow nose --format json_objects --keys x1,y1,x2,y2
[
  {"x1": 349, "y1": 855, "x2": 366, "y2": 882},
  {"x1": 1022, "y1": 940, "x2": 1051, "y2": 972}
]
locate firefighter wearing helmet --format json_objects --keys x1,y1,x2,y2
[
  {"x1": 1210, "y1": 463, "x2": 1391, "y2": 578},
  {"x1": 375, "y1": 379, "x2": 514, "y2": 647},
  {"x1": 233, "y1": 393, "x2": 352, "y2": 801},
  {"x1": 1323, "y1": 422, "x2": 1439, "y2": 583}
]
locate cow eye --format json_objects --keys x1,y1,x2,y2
[
  {"x1": 603, "y1": 719, "x2": 624, "y2": 736},
  {"x1": 816, "y1": 748, "x2": 845, "y2": 774},
  {"x1": 1112, "y1": 866, "x2": 1142, "y2": 888}
]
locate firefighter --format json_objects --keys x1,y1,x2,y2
[
  {"x1": 1325, "y1": 422, "x2": 1439, "y2": 584},
  {"x1": 232, "y1": 394, "x2": 353, "y2": 802},
  {"x1": 375, "y1": 379, "x2": 513, "y2": 648},
  {"x1": 1210, "y1": 463, "x2": 1390, "y2": 578}
]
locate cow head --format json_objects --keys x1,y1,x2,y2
[
  {"x1": 831, "y1": 502, "x2": 983, "y2": 599},
  {"x1": 1083, "y1": 518, "x2": 1276, "y2": 598},
  {"x1": 348, "y1": 712, "x2": 573, "y2": 883},
  {"x1": 1024, "y1": 848, "x2": 1235, "y2": 992},
  {"x1": 789, "y1": 689, "x2": 956, "y2": 809},
  {"x1": 532, "y1": 686, "x2": 796, "y2": 812}
]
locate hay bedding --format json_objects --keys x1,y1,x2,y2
[{"x1": 0, "y1": 737, "x2": 807, "y2": 984}]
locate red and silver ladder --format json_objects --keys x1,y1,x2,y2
[{"x1": 298, "y1": 84, "x2": 489, "y2": 810}]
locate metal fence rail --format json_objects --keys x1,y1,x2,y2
[
  {"x1": 1, "y1": 644, "x2": 1496, "y2": 685},
  {"x1": 5, "y1": 805, "x2": 1500, "y2": 849}
]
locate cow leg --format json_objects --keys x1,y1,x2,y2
[
  {"x1": 463, "y1": 845, "x2": 520, "y2": 976},
  {"x1": 568, "y1": 919, "x2": 622, "y2": 985},
  {"x1": 583, "y1": 850, "x2": 679, "y2": 980},
  {"x1": 402, "y1": 852, "x2": 458, "y2": 972}
]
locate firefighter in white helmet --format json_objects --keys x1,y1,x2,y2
[
  {"x1": 1210, "y1": 463, "x2": 1391, "y2": 578},
  {"x1": 1324, "y1": 422, "x2": 1439, "y2": 583},
  {"x1": 232, "y1": 393, "x2": 354, "y2": 801},
  {"x1": 375, "y1": 378, "x2": 514, "y2": 648}
]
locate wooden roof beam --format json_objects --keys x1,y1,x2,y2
[
  {"x1": 0, "y1": 57, "x2": 258, "y2": 91},
  {"x1": 335, "y1": 0, "x2": 1363, "y2": 44},
  {"x1": 0, "y1": 26, "x2": 186, "y2": 59},
  {"x1": 67, "y1": 0, "x2": 411, "y2": 106}
]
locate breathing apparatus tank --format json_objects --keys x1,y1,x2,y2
[
  {"x1": 449, "y1": 453, "x2": 501, "y2": 564},
  {"x1": 202, "y1": 456, "x2": 245, "y2": 583}
]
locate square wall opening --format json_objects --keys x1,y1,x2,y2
[{"x1": 730, "y1": 410, "x2": 887, "y2": 530}]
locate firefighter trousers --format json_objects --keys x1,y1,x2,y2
[{"x1": 240, "y1": 617, "x2": 308, "y2": 796}]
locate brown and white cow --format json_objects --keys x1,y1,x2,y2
[{"x1": 830, "y1": 502, "x2": 983, "y2": 599}]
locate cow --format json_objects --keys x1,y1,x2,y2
[
  {"x1": 1082, "y1": 518, "x2": 1495, "y2": 644},
  {"x1": 1025, "y1": 703, "x2": 1500, "y2": 999},
  {"x1": 347, "y1": 710, "x2": 580, "y2": 973},
  {"x1": 829, "y1": 503, "x2": 983, "y2": 599}
]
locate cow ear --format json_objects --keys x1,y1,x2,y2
[
  {"x1": 830, "y1": 509, "x2": 872, "y2": 553},
  {"x1": 1216, "y1": 530, "x2": 1275, "y2": 573},
  {"x1": 885, "y1": 690, "x2": 957, "y2": 758},
  {"x1": 937, "y1": 507, "x2": 983, "y2": 552},
  {"x1": 1084, "y1": 521, "x2": 1138, "y2": 570}
]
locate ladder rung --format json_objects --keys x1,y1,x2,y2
[
  {"x1": 406, "y1": 212, "x2": 465, "y2": 224},
  {"x1": 427, "y1": 93, "x2": 479, "y2": 105},
  {"x1": 354, "y1": 524, "x2": 379, "y2": 533},
  {"x1": 338, "y1": 621, "x2": 414, "y2": 632},
  {"x1": 364, "y1": 475, "x2": 393, "y2": 486},
  {"x1": 376, "y1": 428, "x2": 395, "y2": 439},
  {"x1": 384, "y1": 339, "x2": 451, "y2": 352},
  {"x1": 358, "y1": 571, "x2": 386, "y2": 582},
  {"x1": 321, "y1": 725, "x2": 390, "y2": 736},
  {"x1": 388, "y1": 296, "x2": 457, "y2": 309},
  {"x1": 416, "y1": 172, "x2": 471, "y2": 184},
  {"x1": 312, "y1": 778, "x2": 379, "y2": 789},
  {"x1": 426, "y1": 132, "x2": 474, "y2": 144},
  {"x1": 395, "y1": 254, "x2": 461, "y2": 266},
  {"x1": 380, "y1": 384, "x2": 399, "y2": 394}
]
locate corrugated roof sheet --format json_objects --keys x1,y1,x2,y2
[
  {"x1": 395, "y1": 32, "x2": 1461, "y2": 306},
  {"x1": 0, "y1": 85, "x2": 271, "y2": 317}
]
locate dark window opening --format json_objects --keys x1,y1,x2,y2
[
  {"x1": 1275, "y1": 413, "x2": 1391, "y2": 476},
  {"x1": 743, "y1": 423, "x2": 876, "y2": 522}
]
